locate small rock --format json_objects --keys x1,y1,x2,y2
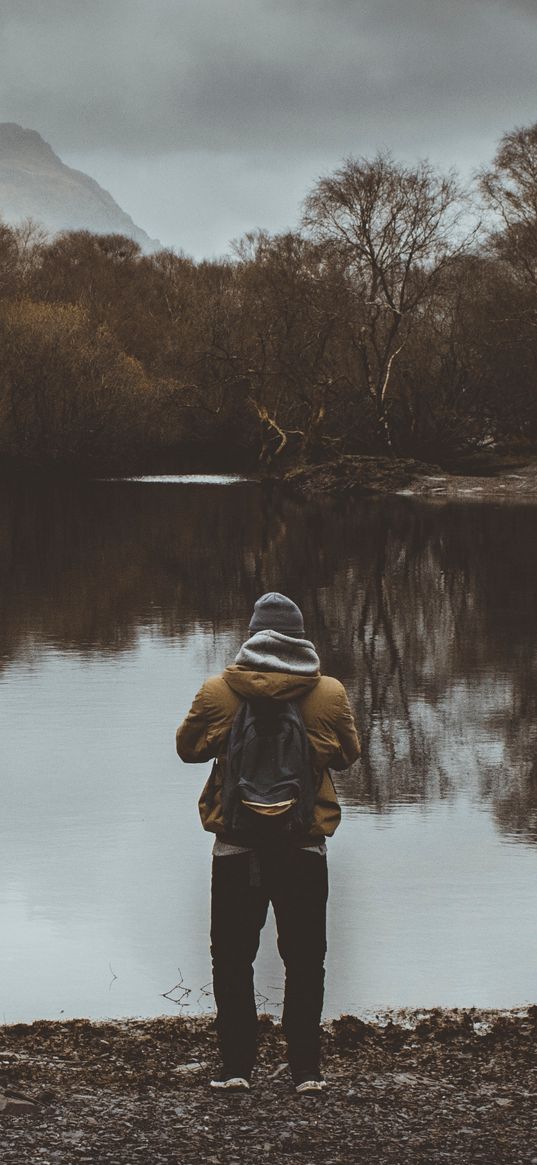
[
  {"x1": 0, "y1": 1096, "x2": 37, "y2": 1114},
  {"x1": 38, "y1": 1089, "x2": 57, "y2": 1104},
  {"x1": 392, "y1": 1072, "x2": 418, "y2": 1085},
  {"x1": 5, "y1": 1087, "x2": 34, "y2": 1101}
]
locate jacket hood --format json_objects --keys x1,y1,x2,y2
[
  {"x1": 234, "y1": 629, "x2": 320, "y2": 674},
  {"x1": 224, "y1": 629, "x2": 321, "y2": 701},
  {"x1": 223, "y1": 665, "x2": 320, "y2": 701}
]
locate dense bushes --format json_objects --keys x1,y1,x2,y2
[
  {"x1": 0, "y1": 301, "x2": 156, "y2": 466},
  {"x1": 1, "y1": 120, "x2": 537, "y2": 470}
]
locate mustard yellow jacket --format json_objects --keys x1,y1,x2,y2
[{"x1": 176, "y1": 663, "x2": 360, "y2": 841}]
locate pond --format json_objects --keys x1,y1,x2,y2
[{"x1": 1, "y1": 477, "x2": 536, "y2": 1023}]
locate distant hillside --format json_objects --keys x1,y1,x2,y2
[{"x1": 0, "y1": 123, "x2": 160, "y2": 252}]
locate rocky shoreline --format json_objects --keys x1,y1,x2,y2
[{"x1": 1, "y1": 1009, "x2": 536, "y2": 1164}]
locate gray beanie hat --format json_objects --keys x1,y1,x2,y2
[{"x1": 248, "y1": 592, "x2": 305, "y2": 637}]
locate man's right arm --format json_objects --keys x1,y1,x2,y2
[{"x1": 330, "y1": 684, "x2": 361, "y2": 771}]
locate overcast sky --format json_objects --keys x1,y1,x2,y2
[{"x1": 1, "y1": 0, "x2": 537, "y2": 257}]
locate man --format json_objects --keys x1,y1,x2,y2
[{"x1": 176, "y1": 592, "x2": 360, "y2": 1094}]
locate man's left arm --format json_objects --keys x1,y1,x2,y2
[{"x1": 176, "y1": 684, "x2": 215, "y2": 763}]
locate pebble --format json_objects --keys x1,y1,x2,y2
[
  {"x1": 0, "y1": 1093, "x2": 37, "y2": 1115},
  {"x1": 39, "y1": 1089, "x2": 57, "y2": 1104}
]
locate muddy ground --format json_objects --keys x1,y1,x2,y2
[
  {"x1": 284, "y1": 453, "x2": 537, "y2": 503},
  {"x1": 1, "y1": 1009, "x2": 536, "y2": 1164}
]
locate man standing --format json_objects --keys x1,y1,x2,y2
[{"x1": 176, "y1": 593, "x2": 360, "y2": 1094}]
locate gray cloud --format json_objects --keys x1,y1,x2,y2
[
  {"x1": 1, "y1": 0, "x2": 536, "y2": 253},
  {"x1": 1, "y1": 0, "x2": 536, "y2": 155}
]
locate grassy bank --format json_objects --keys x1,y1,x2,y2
[{"x1": 1, "y1": 1009, "x2": 536, "y2": 1164}]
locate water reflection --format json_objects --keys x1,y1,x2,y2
[{"x1": 1, "y1": 480, "x2": 536, "y2": 845}]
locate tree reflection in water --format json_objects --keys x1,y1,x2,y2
[{"x1": 1, "y1": 479, "x2": 536, "y2": 843}]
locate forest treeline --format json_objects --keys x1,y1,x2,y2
[{"x1": 1, "y1": 121, "x2": 537, "y2": 472}]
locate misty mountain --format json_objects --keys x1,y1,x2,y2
[{"x1": 0, "y1": 123, "x2": 159, "y2": 251}]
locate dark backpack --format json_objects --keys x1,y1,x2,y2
[{"x1": 222, "y1": 696, "x2": 315, "y2": 839}]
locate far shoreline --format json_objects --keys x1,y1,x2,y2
[{"x1": 3, "y1": 449, "x2": 537, "y2": 504}]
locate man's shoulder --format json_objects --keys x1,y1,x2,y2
[
  {"x1": 318, "y1": 673, "x2": 345, "y2": 689},
  {"x1": 201, "y1": 673, "x2": 227, "y2": 692},
  {"x1": 302, "y1": 674, "x2": 347, "y2": 708},
  {"x1": 316, "y1": 674, "x2": 346, "y2": 697},
  {"x1": 200, "y1": 673, "x2": 239, "y2": 707}
]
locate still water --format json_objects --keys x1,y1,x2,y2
[{"x1": 1, "y1": 478, "x2": 536, "y2": 1023}]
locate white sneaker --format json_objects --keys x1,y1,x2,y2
[
  {"x1": 209, "y1": 1076, "x2": 250, "y2": 1092},
  {"x1": 295, "y1": 1078, "x2": 327, "y2": 1094}
]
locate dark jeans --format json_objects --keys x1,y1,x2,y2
[{"x1": 210, "y1": 846, "x2": 328, "y2": 1081}]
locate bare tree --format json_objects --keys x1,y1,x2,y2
[
  {"x1": 480, "y1": 122, "x2": 537, "y2": 291},
  {"x1": 12, "y1": 218, "x2": 49, "y2": 287},
  {"x1": 0, "y1": 221, "x2": 18, "y2": 299},
  {"x1": 303, "y1": 153, "x2": 468, "y2": 448},
  {"x1": 232, "y1": 230, "x2": 351, "y2": 462}
]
